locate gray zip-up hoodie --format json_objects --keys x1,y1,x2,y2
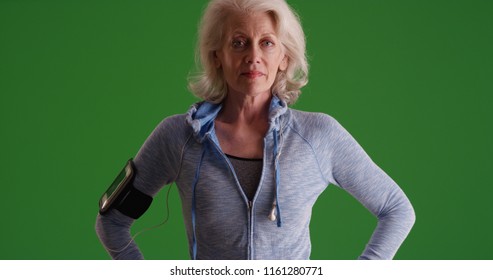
[{"x1": 95, "y1": 96, "x2": 415, "y2": 260}]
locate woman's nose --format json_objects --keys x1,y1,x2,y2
[{"x1": 244, "y1": 45, "x2": 261, "y2": 64}]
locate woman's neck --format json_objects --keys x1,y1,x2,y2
[
  {"x1": 217, "y1": 92, "x2": 272, "y2": 125},
  {"x1": 214, "y1": 92, "x2": 271, "y2": 158}
]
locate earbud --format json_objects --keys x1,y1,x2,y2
[{"x1": 268, "y1": 202, "x2": 277, "y2": 221}]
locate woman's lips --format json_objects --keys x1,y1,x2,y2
[{"x1": 241, "y1": 71, "x2": 264, "y2": 78}]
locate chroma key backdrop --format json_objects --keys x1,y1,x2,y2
[{"x1": 0, "y1": 0, "x2": 492, "y2": 259}]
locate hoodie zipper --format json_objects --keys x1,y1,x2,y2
[
  {"x1": 206, "y1": 134, "x2": 254, "y2": 259},
  {"x1": 248, "y1": 200, "x2": 253, "y2": 259}
]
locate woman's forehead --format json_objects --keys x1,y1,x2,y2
[{"x1": 223, "y1": 11, "x2": 278, "y2": 37}]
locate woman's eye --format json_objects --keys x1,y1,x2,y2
[
  {"x1": 232, "y1": 40, "x2": 246, "y2": 48},
  {"x1": 262, "y1": 40, "x2": 275, "y2": 47}
]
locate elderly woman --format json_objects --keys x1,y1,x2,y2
[{"x1": 96, "y1": 0, "x2": 415, "y2": 260}]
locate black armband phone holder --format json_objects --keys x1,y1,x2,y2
[{"x1": 99, "y1": 159, "x2": 153, "y2": 219}]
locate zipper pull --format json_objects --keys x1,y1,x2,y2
[{"x1": 248, "y1": 201, "x2": 252, "y2": 209}]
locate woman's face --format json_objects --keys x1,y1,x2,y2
[{"x1": 215, "y1": 11, "x2": 288, "y2": 99}]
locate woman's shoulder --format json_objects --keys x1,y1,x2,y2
[
  {"x1": 287, "y1": 108, "x2": 357, "y2": 156},
  {"x1": 159, "y1": 113, "x2": 188, "y2": 125},
  {"x1": 287, "y1": 108, "x2": 353, "y2": 145},
  {"x1": 288, "y1": 108, "x2": 341, "y2": 132},
  {"x1": 149, "y1": 113, "x2": 193, "y2": 142},
  {"x1": 154, "y1": 113, "x2": 188, "y2": 129}
]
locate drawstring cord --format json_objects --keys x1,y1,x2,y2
[
  {"x1": 273, "y1": 128, "x2": 282, "y2": 227},
  {"x1": 191, "y1": 147, "x2": 206, "y2": 260}
]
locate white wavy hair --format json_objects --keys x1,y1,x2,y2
[{"x1": 188, "y1": 0, "x2": 308, "y2": 105}]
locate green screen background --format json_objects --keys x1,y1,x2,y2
[{"x1": 1, "y1": 0, "x2": 491, "y2": 259}]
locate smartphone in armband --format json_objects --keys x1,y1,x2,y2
[
  {"x1": 99, "y1": 159, "x2": 135, "y2": 214},
  {"x1": 98, "y1": 159, "x2": 153, "y2": 219}
]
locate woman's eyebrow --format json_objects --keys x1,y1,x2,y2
[{"x1": 231, "y1": 31, "x2": 277, "y2": 38}]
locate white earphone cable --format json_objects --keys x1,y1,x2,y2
[{"x1": 105, "y1": 184, "x2": 174, "y2": 253}]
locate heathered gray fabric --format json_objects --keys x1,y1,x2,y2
[
  {"x1": 95, "y1": 96, "x2": 415, "y2": 260},
  {"x1": 226, "y1": 154, "x2": 263, "y2": 201}
]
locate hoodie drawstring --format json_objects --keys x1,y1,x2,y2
[
  {"x1": 191, "y1": 147, "x2": 206, "y2": 260},
  {"x1": 273, "y1": 129, "x2": 282, "y2": 227}
]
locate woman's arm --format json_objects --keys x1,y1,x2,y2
[
  {"x1": 95, "y1": 114, "x2": 190, "y2": 259},
  {"x1": 316, "y1": 115, "x2": 415, "y2": 259},
  {"x1": 95, "y1": 210, "x2": 144, "y2": 259}
]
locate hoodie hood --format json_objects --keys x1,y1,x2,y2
[{"x1": 185, "y1": 95, "x2": 289, "y2": 143}]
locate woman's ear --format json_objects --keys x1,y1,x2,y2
[{"x1": 279, "y1": 55, "x2": 288, "y2": 71}]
